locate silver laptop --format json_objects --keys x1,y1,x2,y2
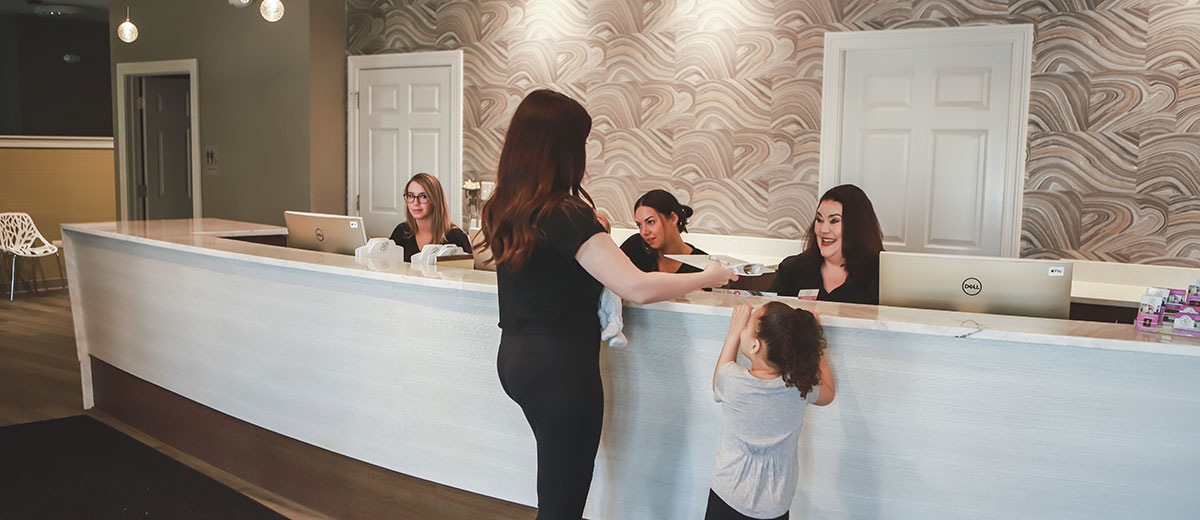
[
  {"x1": 284, "y1": 211, "x2": 367, "y2": 255},
  {"x1": 879, "y1": 252, "x2": 1073, "y2": 319}
]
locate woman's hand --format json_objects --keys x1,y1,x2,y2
[
  {"x1": 702, "y1": 261, "x2": 738, "y2": 288},
  {"x1": 728, "y1": 304, "x2": 752, "y2": 336},
  {"x1": 595, "y1": 210, "x2": 612, "y2": 233}
]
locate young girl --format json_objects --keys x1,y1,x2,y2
[{"x1": 708, "y1": 302, "x2": 836, "y2": 520}]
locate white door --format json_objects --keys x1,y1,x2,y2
[
  {"x1": 355, "y1": 65, "x2": 455, "y2": 238},
  {"x1": 141, "y1": 75, "x2": 193, "y2": 220},
  {"x1": 839, "y1": 45, "x2": 1014, "y2": 256}
]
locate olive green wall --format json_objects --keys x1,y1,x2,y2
[{"x1": 109, "y1": 0, "x2": 346, "y2": 225}]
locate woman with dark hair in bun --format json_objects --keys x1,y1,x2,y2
[{"x1": 620, "y1": 189, "x2": 708, "y2": 273}]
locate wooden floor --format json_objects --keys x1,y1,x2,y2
[{"x1": 0, "y1": 290, "x2": 534, "y2": 520}]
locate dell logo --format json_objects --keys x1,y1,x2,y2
[
  {"x1": 962, "y1": 277, "x2": 982, "y2": 296},
  {"x1": 315, "y1": 228, "x2": 325, "y2": 242}
]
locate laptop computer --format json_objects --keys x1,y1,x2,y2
[
  {"x1": 879, "y1": 251, "x2": 1073, "y2": 319},
  {"x1": 284, "y1": 211, "x2": 367, "y2": 255}
]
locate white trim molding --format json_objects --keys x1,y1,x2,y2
[
  {"x1": 819, "y1": 25, "x2": 1034, "y2": 257},
  {"x1": 115, "y1": 59, "x2": 202, "y2": 221},
  {"x1": 0, "y1": 136, "x2": 114, "y2": 149},
  {"x1": 347, "y1": 50, "x2": 464, "y2": 224}
]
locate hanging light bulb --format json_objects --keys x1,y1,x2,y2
[
  {"x1": 116, "y1": 6, "x2": 138, "y2": 43},
  {"x1": 260, "y1": 0, "x2": 284, "y2": 22}
]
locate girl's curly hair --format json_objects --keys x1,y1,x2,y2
[{"x1": 757, "y1": 301, "x2": 825, "y2": 398}]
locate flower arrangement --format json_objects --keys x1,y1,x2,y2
[{"x1": 463, "y1": 179, "x2": 482, "y2": 221}]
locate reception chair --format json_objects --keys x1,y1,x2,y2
[{"x1": 0, "y1": 212, "x2": 64, "y2": 301}]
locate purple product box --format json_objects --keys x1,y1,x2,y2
[
  {"x1": 1136, "y1": 294, "x2": 1166, "y2": 331},
  {"x1": 1173, "y1": 306, "x2": 1200, "y2": 336},
  {"x1": 1188, "y1": 278, "x2": 1200, "y2": 306},
  {"x1": 1165, "y1": 289, "x2": 1188, "y2": 311}
]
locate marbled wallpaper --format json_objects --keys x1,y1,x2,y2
[{"x1": 347, "y1": 0, "x2": 1200, "y2": 267}]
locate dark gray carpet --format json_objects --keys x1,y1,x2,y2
[{"x1": 0, "y1": 415, "x2": 287, "y2": 519}]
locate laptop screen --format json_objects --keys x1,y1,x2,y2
[
  {"x1": 283, "y1": 211, "x2": 368, "y2": 255},
  {"x1": 879, "y1": 252, "x2": 1073, "y2": 319}
]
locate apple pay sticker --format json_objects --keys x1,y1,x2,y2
[
  {"x1": 350, "y1": 221, "x2": 359, "y2": 229},
  {"x1": 1048, "y1": 266, "x2": 1065, "y2": 277}
]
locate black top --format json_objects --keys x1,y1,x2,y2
[
  {"x1": 388, "y1": 222, "x2": 473, "y2": 262},
  {"x1": 769, "y1": 254, "x2": 880, "y2": 305},
  {"x1": 619, "y1": 234, "x2": 706, "y2": 273},
  {"x1": 497, "y1": 203, "x2": 607, "y2": 336}
]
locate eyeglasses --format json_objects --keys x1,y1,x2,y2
[{"x1": 404, "y1": 193, "x2": 429, "y2": 203}]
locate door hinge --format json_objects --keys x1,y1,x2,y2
[
  {"x1": 136, "y1": 184, "x2": 148, "y2": 197},
  {"x1": 355, "y1": 194, "x2": 360, "y2": 211},
  {"x1": 136, "y1": 97, "x2": 145, "y2": 109},
  {"x1": 353, "y1": 91, "x2": 359, "y2": 109}
]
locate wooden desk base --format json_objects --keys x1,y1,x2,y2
[{"x1": 90, "y1": 357, "x2": 533, "y2": 520}]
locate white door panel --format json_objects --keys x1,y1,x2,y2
[
  {"x1": 927, "y1": 130, "x2": 985, "y2": 248},
  {"x1": 358, "y1": 65, "x2": 453, "y2": 238},
  {"x1": 368, "y1": 128, "x2": 400, "y2": 213},
  {"x1": 848, "y1": 131, "x2": 911, "y2": 244},
  {"x1": 840, "y1": 44, "x2": 1013, "y2": 256}
]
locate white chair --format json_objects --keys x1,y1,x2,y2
[{"x1": 0, "y1": 212, "x2": 64, "y2": 301}]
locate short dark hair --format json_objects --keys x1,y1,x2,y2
[
  {"x1": 797, "y1": 184, "x2": 884, "y2": 274},
  {"x1": 633, "y1": 189, "x2": 693, "y2": 233},
  {"x1": 757, "y1": 302, "x2": 825, "y2": 398}
]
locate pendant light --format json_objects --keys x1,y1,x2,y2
[
  {"x1": 116, "y1": 6, "x2": 138, "y2": 43},
  {"x1": 260, "y1": 0, "x2": 284, "y2": 22}
]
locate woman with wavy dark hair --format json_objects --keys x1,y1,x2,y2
[
  {"x1": 620, "y1": 189, "x2": 707, "y2": 273},
  {"x1": 708, "y1": 302, "x2": 835, "y2": 519},
  {"x1": 481, "y1": 89, "x2": 736, "y2": 518},
  {"x1": 770, "y1": 184, "x2": 884, "y2": 304}
]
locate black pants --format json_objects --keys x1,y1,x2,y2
[
  {"x1": 497, "y1": 330, "x2": 604, "y2": 520},
  {"x1": 706, "y1": 489, "x2": 789, "y2": 520}
]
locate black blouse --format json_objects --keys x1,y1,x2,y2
[
  {"x1": 619, "y1": 234, "x2": 706, "y2": 274},
  {"x1": 496, "y1": 203, "x2": 607, "y2": 336},
  {"x1": 770, "y1": 254, "x2": 880, "y2": 305},
  {"x1": 388, "y1": 222, "x2": 473, "y2": 262}
]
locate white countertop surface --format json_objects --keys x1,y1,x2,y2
[{"x1": 63, "y1": 218, "x2": 1200, "y2": 357}]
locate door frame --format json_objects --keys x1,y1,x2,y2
[
  {"x1": 818, "y1": 25, "x2": 1033, "y2": 257},
  {"x1": 115, "y1": 59, "x2": 201, "y2": 221},
  {"x1": 347, "y1": 50, "x2": 464, "y2": 225}
]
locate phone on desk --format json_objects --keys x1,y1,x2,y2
[{"x1": 355, "y1": 237, "x2": 400, "y2": 260}]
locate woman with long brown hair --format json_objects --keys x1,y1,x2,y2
[
  {"x1": 770, "y1": 184, "x2": 884, "y2": 304},
  {"x1": 388, "y1": 173, "x2": 472, "y2": 262},
  {"x1": 482, "y1": 90, "x2": 736, "y2": 518}
]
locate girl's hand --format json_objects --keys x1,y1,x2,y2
[
  {"x1": 728, "y1": 304, "x2": 752, "y2": 335},
  {"x1": 703, "y1": 261, "x2": 738, "y2": 287}
]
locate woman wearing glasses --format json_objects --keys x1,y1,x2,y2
[{"x1": 388, "y1": 173, "x2": 473, "y2": 262}]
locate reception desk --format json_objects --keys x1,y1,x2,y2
[{"x1": 63, "y1": 219, "x2": 1200, "y2": 519}]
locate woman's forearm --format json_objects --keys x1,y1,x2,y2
[
  {"x1": 629, "y1": 271, "x2": 715, "y2": 304},
  {"x1": 576, "y1": 234, "x2": 730, "y2": 304}
]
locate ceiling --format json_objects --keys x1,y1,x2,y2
[{"x1": 0, "y1": 0, "x2": 108, "y2": 21}]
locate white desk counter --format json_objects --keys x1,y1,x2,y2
[{"x1": 64, "y1": 218, "x2": 1200, "y2": 519}]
